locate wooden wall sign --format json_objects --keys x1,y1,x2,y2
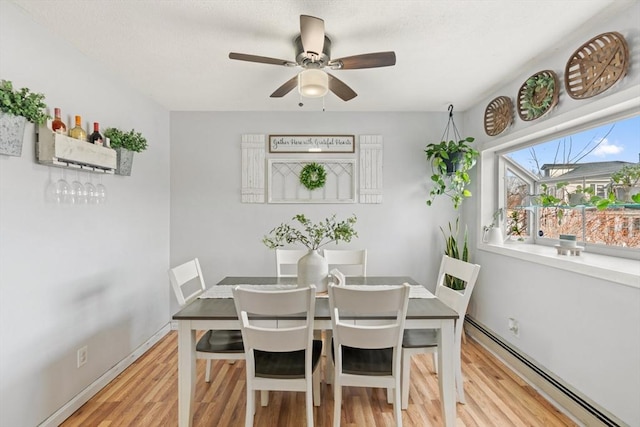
[{"x1": 269, "y1": 135, "x2": 355, "y2": 153}]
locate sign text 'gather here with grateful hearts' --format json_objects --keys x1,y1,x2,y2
[{"x1": 269, "y1": 135, "x2": 355, "y2": 153}]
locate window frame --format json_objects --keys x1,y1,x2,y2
[{"x1": 477, "y1": 91, "x2": 640, "y2": 288}]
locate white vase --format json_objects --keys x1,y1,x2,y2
[{"x1": 297, "y1": 250, "x2": 328, "y2": 292}]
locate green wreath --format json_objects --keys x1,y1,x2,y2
[
  {"x1": 299, "y1": 162, "x2": 327, "y2": 190},
  {"x1": 522, "y1": 74, "x2": 555, "y2": 119}
]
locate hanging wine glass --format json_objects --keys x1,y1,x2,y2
[
  {"x1": 85, "y1": 173, "x2": 97, "y2": 205},
  {"x1": 57, "y1": 169, "x2": 72, "y2": 204},
  {"x1": 45, "y1": 168, "x2": 60, "y2": 203},
  {"x1": 95, "y1": 174, "x2": 107, "y2": 204},
  {"x1": 71, "y1": 170, "x2": 86, "y2": 205}
]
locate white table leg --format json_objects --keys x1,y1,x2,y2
[
  {"x1": 438, "y1": 320, "x2": 456, "y2": 427},
  {"x1": 178, "y1": 321, "x2": 196, "y2": 427}
]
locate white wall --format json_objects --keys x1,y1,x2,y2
[
  {"x1": 0, "y1": 3, "x2": 170, "y2": 426},
  {"x1": 169, "y1": 111, "x2": 457, "y2": 314},
  {"x1": 462, "y1": 2, "x2": 640, "y2": 425}
]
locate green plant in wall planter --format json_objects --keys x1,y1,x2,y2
[
  {"x1": 0, "y1": 79, "x2": 50, "y2": 157},
  {"x1": 104, "y1": 127, "x2": 148, "y2": 176},
  {"x1": 424, "y1": 106, "x2": 479, "y2": 210}
]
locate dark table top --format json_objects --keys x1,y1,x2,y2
[{"x1": 172, "y1": 276, "x2": 458, "y2": 321}]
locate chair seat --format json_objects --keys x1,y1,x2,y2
[
  {"x1": 332, "y1": 341, "x2": 393, "y2": 376},
  {"x1": 196, "y1": 329, "x2": 244, "y2": 353},
  {"x1": 255, "y1": 340, "x2": 323, "y2": 379},
  {"x1": 402, "y1": 329, "x2": 438, "y2": 349}
]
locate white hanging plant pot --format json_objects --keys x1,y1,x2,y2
[
  {"x1": 297, "y1": 250, "x2": 329, "y2": 292},
  {"x1": 0, "y1": 112, "x2": 27, "y2": 157},
  {"x1": 114, "y1": 147, "x2": 135, "y2": 176}
]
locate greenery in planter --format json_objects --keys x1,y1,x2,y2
[
  {"x1": 440, "y1": 218, "x2": 469, "y2": 290},
  {"x1": 0, "y1": 79, "x2": 49, "y2": 124},
  {"x1": 522, "y1": 73, "x2": 555, "y2": 120},
  {"x1": 104, "y1": 127, "x2": 148, "y2": 152},
  {"x1": 263, "y1": 214, "x2": 358, "y2": 250},
  {"x1": 425, "y1": 137, "x2": 478, "y2": 209}
]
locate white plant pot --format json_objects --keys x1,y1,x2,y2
[{"x1": 297, "y1": 250, "x2": 328, "y2": 292}]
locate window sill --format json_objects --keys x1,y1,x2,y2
[{"x1": 479, "y1": 241, "x2": 640, "y2": 289}]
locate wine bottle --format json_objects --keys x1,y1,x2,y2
[
  {"x1": 51, "y1": 108, "x2": 67, "y2": 134},
  {"x1": 69, "y1": 115, "x2": 87, "y2": 141},
  {"x1": 89, "y1": 122, "x2": 103, "y2": 146}
]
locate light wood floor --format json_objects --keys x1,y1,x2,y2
[{"x1": 61, "y1": 331, "x2": 576, "y2": 426}]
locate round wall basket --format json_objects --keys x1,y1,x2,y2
[
  {"x1": 565, "y1": 31, "x2": 629, "y2": 100},
  {"x1": 484, "y1": 96, "x2": 513, "y2": 136},
  {"x1": 517, "y1": 70, "x2": 559, "y2": 122}
]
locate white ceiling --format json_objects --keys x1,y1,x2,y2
[{"x1": 11, "y1": 0, "x2": 628, "y2": 112}]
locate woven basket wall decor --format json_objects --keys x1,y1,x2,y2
[
  {"x1": 484, "y1": 96, "x2": 513, "y2": 136},
  {"x1": 517, "y1": 70, "x2": 559, "y2": 121},
  {"x1": 564, "y1": 31, "x2": 629, "y2": 100}
]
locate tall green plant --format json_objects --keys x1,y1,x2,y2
[{"x1": 440, "y1": 218, "x2": 468, "y2": 290}]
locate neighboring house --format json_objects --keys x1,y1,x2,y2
[{"x1": 540, "y1": 161, "x2": 636, "y2": 198}]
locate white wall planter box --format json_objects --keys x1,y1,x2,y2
[{"x1": 36, "y1": 126, "x2": 116, "y2": 173}]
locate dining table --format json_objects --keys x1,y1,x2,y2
[{"x1": 173, "y1": 276, "x2": 459, "y2": 427}]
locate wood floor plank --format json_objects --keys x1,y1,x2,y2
[{"x1": 60, "y1": 331, "x2": 578, "y2": 426}]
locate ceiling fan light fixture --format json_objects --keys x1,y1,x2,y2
[{"x1": 298, "y1": 69, "x2": 328, "y2": 98}]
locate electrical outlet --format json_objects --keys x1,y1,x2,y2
[
  {"x1": 508, "y1": 318, "x2": 519, "y2": 337},
  {"x1": 77, "y1": 346, "x2": 88, "y2": 368}
]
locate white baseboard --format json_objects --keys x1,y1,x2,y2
[
  {"x1": 38, "y1": 323, "x2": 172, "y2": 427},
  {"x1": 465, "y1": 317, "x2": 626, "y2": 427}
]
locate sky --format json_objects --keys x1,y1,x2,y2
[{"x1": 507, "y1": 114, "x2": 640, "y2": 173}]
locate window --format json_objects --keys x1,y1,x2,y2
[{"x1": 499, "y1": 114, "x2": 640, "y2": 254}]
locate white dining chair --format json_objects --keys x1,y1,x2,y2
[
  {"x1": 168, "y1": 258, "x2": 244, "y2": 382},
  {"x1": 401, "y1": 255, "x2": 481, "y2": 408},
  {"x1": 329, "y1": 283, "x2": 410, "y2": 427},
  {"x1": 323, "y1": 249, "x2": 367, "y2": 277},
  {"x1": 275, "y1": 248, "x2": 309, "y2": 277},
  {"x1": 232, "y1": 285, "x2": 322, "y2": 427}
]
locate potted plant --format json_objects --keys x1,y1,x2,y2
[
  {"x1": 103, "y1": 127, "x2": 148, "y2": 176},
  {"x1": 263, "y1": 214, "x2": 358, "y2": 291},
  {"x1": 610, "y1": 164, "x2": 640, "y2": 203},
  {"x1": 0, "y1": 79, "x2": 49, "y2": 157},
  {"x1": 425, "y1": 137, "x2": 479, "y2": 209},
  {"x1": 482, "y1": 208, "x2": 505, "y2": 245},
  {"x1": 568, "y1": 184, "x2": 594, "y2": 206}
]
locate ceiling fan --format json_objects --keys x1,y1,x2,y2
[{"x1": 229, "y1": 15, "x2": 396, "y2": 101}]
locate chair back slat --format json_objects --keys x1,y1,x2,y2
[
  {"x1": 329, "y1": 285, "x2": 408, "y2": 314},
  {"x1": 435, "y1": 255, "x2": 481, "y2": 317},
  {"x1": 233, "y1": 285, "x2": 316, "y2": 354},
  {"x1": 275, "y1": 249, "x2": 308, "y2": 277},
  {"x1": 323, "y1": 249, "x2": 367, "y2": 277},
  {"x1": 168, "y1": 258, "x2": 206, "y2": 306},
  {"x1": 335, "y1": 322, "x2": 402, "y2": 349}
]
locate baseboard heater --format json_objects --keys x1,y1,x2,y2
[{"x1": 465, "y1": 316, "x2": 625, "y2": 427}]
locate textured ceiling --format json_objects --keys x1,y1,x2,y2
[{"x1": 11, "y1": 0, "x2": 628, "y2": 112}]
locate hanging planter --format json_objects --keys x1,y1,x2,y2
[
  {"x1": 0, "y1": 80, "x2": 49, "y2": 157},
  {"x1": 0, "y1": 112, "x2": 27, "y2": 157},
  {"x1": 104, "y1": 127, "x2": 148, "y2": 176},
  {"x1": 424, "y1": 105, "x2": 479, "y2": 210}
]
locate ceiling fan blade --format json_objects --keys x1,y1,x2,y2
[
  {"x1": 327, "y1": 73, "x2": 357, "y2": 101},
  {"x1": 329, "y1": 51, "x2": 396, "y2": 69},
  {"x1": 300, "y1": 15, "x2": 325, "y2": 57},
  {"x1": 270, "y1": 75, "x2": 298, "y2": 98},
  {"x1": 229, "y1": 52, "x2": 296, "y2": 67}
]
